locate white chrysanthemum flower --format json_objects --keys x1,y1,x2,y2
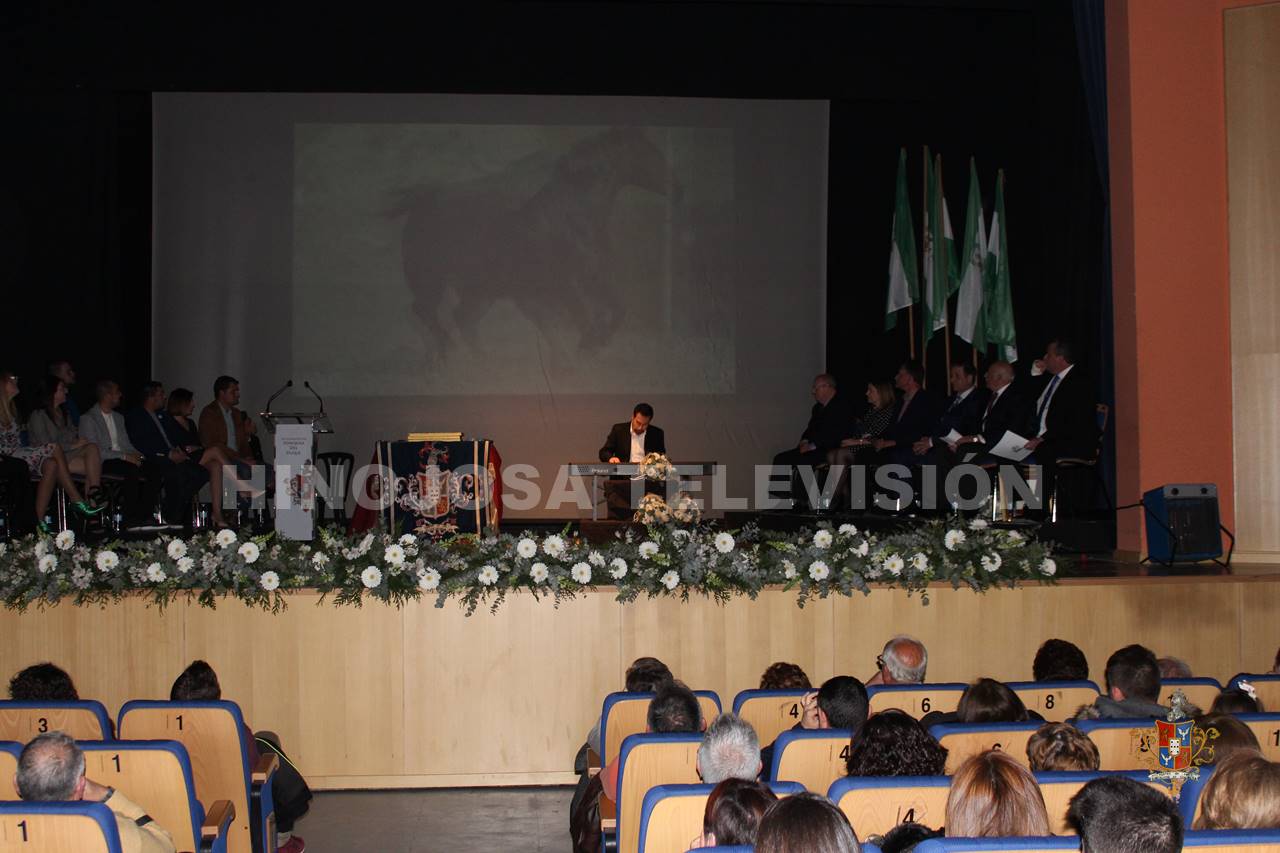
[
  {"x1": 38, "y1": 554, "x2": 57, "y2": 574},
  {"x1": 808, "y1": 560, "x2": 830, "y2": 581},
  {"x1": 838, "y1": 523, "x2": 858, "y2": 536},
  {"x1": 782, "y1": 559, "x2": 797, "y2": 580},
  {"x1": 571, "y1": 562, "x2": 592, "y2": 584},
  {"x1": 146, "y1": 562, "x2": 166, "y2": 583},
  {"x1": 980, "y1": 553, "x2": 1003, "y2": 572},
  {"x1": 383, "y1": 544, "x2": 406, "y2": 566},
  {"x1": 609, "y1": 557, "x2": 628, "y2": 579},
  {"x1": 813, "y1": 529, "x2": 833, "y2": 549},
  {"x1": 0, "y1": 542, "x2": 7, "y2": 556},
  {"x1": 399, "y1": 533, "x2": 416, "y2": 547},
  {"x1": 542, "y1": 535, "x2": 566, "y2": 558},
  {"x1": 944, "y1": 529, "x2": 966, "y2": 550},
  {"x1": 361, "y1": 566, "x2": 383, "y2": 588},
  {"x1": 419, "y1": 568, "x2": 442, "y2": 590},
  {"x1": 671, "y1": 528, "x2": 691, "y2": 542},
  {"x1": 969, "y1": 518, "x2": 989, "y2": 531},
  {"x1": 477, "y1": 565, "x2": 499, "y2": 586},
  {"x1": 661, "y1": 570, "x2": 680, "y2": 590},
  {"x1": 259, "y1": 570, "x2": 280, "y2": 591},
  {"x1": 54, "y1": 530, "x2": 75, "y2": 551},
  {"x1": 884, "y1": 554, "x2": 905, "y2": 576},
  {"x1": 1040, "y1": 558, "x2": 1057, "y2": 576},
  {"x1": 95, "y1": 550, "x2": 119, "y2": 572},
  {"x1": 529, "y1": 562, "x2": 549, "y2": 584},
  {"x1": 710, "y1": 532, "x2": 734, "y2": 554},
  {"x1": 358, "y1": 533, "x2": 375, "y2": 554},
  {"x1": 638, "y1": 541, "x2": 659, "y2": 559},
  {"x1": 516, "y1": 537, "x2": 538, "y2": 559},
  {"x1": 215, "y1": 529, "x2": 237, "y2": 548},
  {"x1": 34, "y1": 540, "x2": 48, "y2": 558},
  {"x1": 1005, "y1": 530, "x2": 1024, "y2": 544},
  {"x1": 166, "y1": 539, "x2": 187, "y2": 560},
  {"x1": 312, "y1": 552, "x2": 329, "y2": 566},
  {"x1": 176, "y1": 556, "x2": 194, "y2": 574},
  {"x1": 238, "y1": 542, "x2": 261, "y2": 564},
  {"x1": 911, "y1": 552, "x2": 929, "y2": 571},
  {"x1": 855, "y1": 540, "x2": 871, "y2": 557},
  {"x1": 588, "y1": 550, "x2": 606, "y2": 567}
]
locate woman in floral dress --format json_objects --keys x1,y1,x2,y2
[{"x1": 0, "y1": 371, "x2": 103, "y2": 532}]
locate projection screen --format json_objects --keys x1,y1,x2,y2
[{"x1": 153, "y1": 93, "x2": 828, "y2": 517}]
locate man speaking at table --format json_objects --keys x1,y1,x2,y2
[{"x1": 598, "y1": 403, "x2": 666, "y2": 520}]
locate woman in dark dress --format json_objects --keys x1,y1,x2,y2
[
  {"x1": 827, "y1": 380, "x2": 896, "y2": 507},
  {"x1": 165, "y1": 387, "x2": 257, "y2": 528}
]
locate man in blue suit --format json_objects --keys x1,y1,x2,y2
[{"x1": 125, "y1": 381, "x2": 207, "y2": 527}]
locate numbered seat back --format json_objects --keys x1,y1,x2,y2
[
  {"x1": 1032, "y1": 770, "x2": 1167, "y2": 834},
  {"x1": 732, "y1": 689, "x2": 809, "y2": 749},
  {"x1": 1160, "y1": 677, "x2": 1224, "y2": 712},
  {"x1": 868, "y1": 683, "x2": 968, "y2": 717},
  {"x1": 616, "y1": 733, "x2": 703, "y2": 853},
  {"x1": 602, "y1": 691, "x2": 721, "y2": 766},
  {"x1": 1234, "y1": 713, "x2": 1280, "y2": 762},
  {"x1": 0, "y1": 801, "x2": 122, "y2": 852},
  {"x1": 118, "y1": 700, "x2": 255, "y2": 853},
  {"x1": 827, "y1": 775, "x2": 950, "y2": 839},
  {"x1": 1227, "y1": 674, "x2": 1280, "y2": 713},
  {"x1": 1075, "y1": 718, "x2": 1164, "y2": 771},
  {"x1": 1182, "y1": 828, "x2": 1280, "y2": 850},
  {"x1": 1006, "y1": 681, "x2": 1100, "y2": 722},
  {"x1": 770, "y1": 728, "x2": 855, "y2": 792},
  {"x1": 638, "y1": 781, "x2": 804, "y2": 853},
  {"x1": 0, "y1": 700, "x2": 113, "y2": 741},
  {"x1": 929, "y1": 722, "x2": 1045, "y2": 774},
  {"x1": 78, "y1": 740, "x2": 206, "y2": 853},
  {"x1": 912, "y1": 838, "x2": 1079, "y2": 852}
]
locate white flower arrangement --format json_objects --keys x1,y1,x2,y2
[
  {"x1": 640, "y1": 452, "x2": 676, "y2": 482},
  {"x1": 167, "y1": 539, "x2": 187, "y2": 560},
  {"x1": 529, "y1": 563, "x2": 549, "y2": 584},
  {"x1": 361, "y1": 566, "x2": 383, "y2": 588},
  {"x1": 312, "y1": 552, "x2": 329, "y2": 566},
  {"x1": 855, "y1": 540, "x2": 871, "y2": 557},
  {"x1": 808, "y1": 560, "x2": 830, "y2": 581},
  {"x1": 260, "y1": 571, "x2": 280, "y2": 591},
  {"x1": 884, "y1": 554, "x2": 905, "y2": 576},
  {"x1": 1005, "y1": 530, "x2": 1024, "y2": 544},
  {"x1": 782, "y1": 559, "x2": 797, "y2": 580},
  {"x1": 980, "y1": 553, "x2": 1002, "y2": 572},
  {"x1": 911, "y1": 553, "x2": 929, "y2": 571},
  {"x1": 176, "y1": 557, "x2": 194, "y2": 574},
  {"x1": 660, "y1": 570, "x2": 680, "y2": 590},
  {"x1": 969, "y1": 518, "x2": 989, "y2": 531},
  {"x1": 714, "y1": 532, "x2": 735, "y2": 554},
  {"x1": 399, "y1": 533, "x2": 417, "y2": 547},
  {"x1": 571, "y1": 562, "x2": 592, "y2": 584},
  {"x1": 838, "y1": 523, "x2": 858, "y2": 536},
  {"x1": 944, "y1": 529, "x2": 966, "y2": 550},
  {"x1": 1040, "y1": 558, "x2": 1057, "y2": 576},
  {"x1": 95, "y1": 551, "x2": 119, "y2": 572},
  {"x1": 55, "y1": 530, "x2": 75, "y2": 551},
  {"x1": 813, "y1": 529, "x2": 833, "y2": 549},
  {"x1": 671, "y1": 492, "x2": 701, "y2": 524},
  {"x1": 215, "y1": 529, "x2": 237, "y2": 549},
  {"x1": 238, "y1": 542, "x2": 261, "y2": 564},
  {"x1": 516, "y1": 537, "x2": 538, "y2": 559},
  {"x1": 588, "y1": 550, "x2": 606, "y2": 567}
]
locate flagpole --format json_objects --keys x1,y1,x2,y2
[
  {"x1": 921, "y1": 146, "x2": 929, "y2": 388},
  {"x1": 907, "y1": 305, "x2": 915, "y2": 359},
  {"x1": 939, "y1": 154, "x2": 952, "y2": 380}
]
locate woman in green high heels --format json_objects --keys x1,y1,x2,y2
[{"x1": 0, "y1": 371, "x2": 103, "y2": 531}]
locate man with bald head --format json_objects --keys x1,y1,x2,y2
[
  {"x1": 770, "y1": 373, "x2": 855, "y2": 506},
  {"x1": 867, "y1": 635, "x2": 929, "y2": 686},
  {"x1": 955, "y1": 360, "x2": 1034, "y2": 462}
]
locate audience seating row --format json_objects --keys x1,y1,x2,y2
[{"x1": 691, "y1": 831, "x2": 1280, "y2": 853}]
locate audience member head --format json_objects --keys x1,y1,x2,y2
[
  {"x1": 46, "y1": 360, "x2": 75, "y2": 386},
  {"x1": 9, "y1": 663, "x2": 79, "y2": 701},
  {"x1": 1194, "y1": 750, "x2": 1280, "y2": 830},
  {"x1": 36, "y1": 374, "x2": 67, "y2": 422},
  {"x1": 1195, "y1": 714, "x2": 1261, "y2": 765},
  {"x1": 759, "y1": 661, "x2": 811, "y2": 691},
  {"x1": 624, "y1": 656, "x2": 672, "y2": 693},
  {"x1": 1067, "y1": 775, "x2": 1183, "y2": 853},
  {"x1": 874, "y1": 822, "x2": 942, "y2": 853},
  {"x1": 698, "y1": 778, "x2": 777, "y2": 847},
  {"x1": 1104, "y1": 644, "x2": 1160, "y2": 704},
  {"x1": 945, "y1": 750, "x2": 1050, "y2": 838},
  {"x1": 816, "y1": 676, "x2": 869, "y2": 731},
  {"x1": 895, "y1": 360, "x2": 924, "y2": 392},
  {"x1": 1157, "y1": 656, "x2": 1193, "y2": 680},
  {"x1": 955, "y1": 678, "x2": 1029, "y2": 723},
  {"x1": 846, "y1": 710, "x2": 947, "y2": 777},
  {"x1": 171, "y1": 659, "x2": 222, "y2": 701},
  {"x1": 167, "y1": 387, "x2": 196, "y2": 418},
  {"x1": 698, "y1": 713, "x2": 761, "y2": 784},
  {"x1": 984, "y1": 360, "x2": 1014, "y2": 393},
  {"x1": 139, "y1": 381, "x2": 165, "y2": 413},
  {"x1": 878, "y1": 635, "x2": 928, "y2": 684},
  {"x1": 647, "y1": 681, "x2": 701, "y2": 733},
  {"x1": 1044, "y1": 338, "x2": 1077, "y2": 372},
  {"x1": 94, "y1": 379, "x2": 121, "y2": 411},
  {"x1": 1032, "y1": 638, "x2": 1089, "y2": 682},
  {"x1": 0, "y1": 371, "x2": 17, "y2": 425},
  {"x1": 1026, "y1": 722, "x2": 1100, "y2": 772},
  {"x1": 811, "y1": 374, "x2": 837, "y2": 406},
  {"x1": 1211, "y1": 687, "x2": 1263, "y2": 715},
  {"x1": 865, "y1": 381, "x2": 895, "y2": 412},
  {"x1": 755, "y1": 791, "x2": 860, "y2": 853},
  {"x1": 16, "y1": 732, "x2": 86, "y2": 801},
  {"x1": 213, "y1": 375, "x2": 240, "y2": 407},
  {"x1": 949, "y1": 361, "x2": 977, "y2": 394}
]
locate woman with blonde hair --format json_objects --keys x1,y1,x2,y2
[
  {"x1": 1194, "y1": 750, "x2": 1280, "y2": 830},
  {"x1": 945, "y1": 749, "x2": 1051, "y2": 837},
  {"x1": 1026, "y1": 722, "x2": 1100, "y2": 772},
  {"x1": 0, "y1": 371, "x2": 103, "y2": 531}
]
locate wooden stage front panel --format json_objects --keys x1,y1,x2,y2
[{"x1": 2, "y1": 575, "x2": 1276, "y2": 789}]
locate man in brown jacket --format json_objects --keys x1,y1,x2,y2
[{"x1": 198, "y1": 375, "x2": 254, "y2": 465}]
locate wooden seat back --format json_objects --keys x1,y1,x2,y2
[
  {"x1": 828, "y1": 775, "x2": 950, "y2": 839},
  {"x1": 1234, "y1": 713, "x2": 1280, "y2": 762},
  {"x1": 1182, "y1": 829, "x2": 1280, "y2": 851},
  {"x1": 601, "y1": 691, "x2": 721, "y2": 766},
  {"x1": 79, "y1": 740, "x2": 205, "y2": 853},
  {"x1": 0, "y1": 801, "x2": 122, "y2": 852},
  {"x1": 1160, "y1": 678, "x2": 1224, "y2": 712},
  {"x1": 1005, "y1": 681, "x2": 1100, "y2": 722},
  {"x1": 771, "y1": 728, "x2": 855, "y2": 793},
  {"x1": 868, "y1": 683, "x2": 968, "y2": 717},
  {"x1": 1075, "y1": 719, "x2": 1161, "y2": 771},
  {"x1": 0, "y1": 740, "x2": 20, "y2": 797},
  {"x1": 929, "y1": 722, "x2": 1044, "y2": 774},
  {"x1": 1033, "y1": 770, "x2": 1169, "y2": 835},
  {"x1": 616, "y1": 734, "x2": 702, "y2": 853},
  {"x1": 0, "y1": 701, "x2": 112, "y2": 741},
  {"x1": 1228, "y1": 675, "x2": 1280, "y2": 716},
  {"x1": 731, "y1": 689, "x2": 808, "y2": 750}
]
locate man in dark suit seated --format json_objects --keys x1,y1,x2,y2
[
  {"x1": 1022, "y1": 338, "x2": 1101, "y2": 511},
  {"x1": 598, "y1": 403, "x2": 666, "y2": 519},
  {"x1": 770, "y1": 374, "x2": 854, "y2": 507},
  {"x1": 872, "y1": 359, "x2": 944, "y2": 467},
  {"x1": 910, "y1": 362, "x2": 989, "y2": 505},
  {"x1": 126, "y1": 381, "x2": 208, "y2": 528},
  {"x1": 951, "y1": 360, "x2": 1034, "y2": 460}
]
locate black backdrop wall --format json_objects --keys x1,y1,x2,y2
[{"x1": 1, "y1": 1, "x2": 1106, "y2": 413}]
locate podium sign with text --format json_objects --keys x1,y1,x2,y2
[{"x1": 274, "y1": 423, "x2": 315, "y2": 540}]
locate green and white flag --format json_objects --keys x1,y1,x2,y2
[
  {"x1": 922, "y1": 150, "x2": 957, "y2": 341},
  {"x1": 955, "y1": 158, "x2": 987, "y2": 346},
  {"x1": 885, "y1": 148, "x2": 919, "y2": 330},
  {"x1": 983, "y1": 169, "x2": 1018, "y2": 361}
]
